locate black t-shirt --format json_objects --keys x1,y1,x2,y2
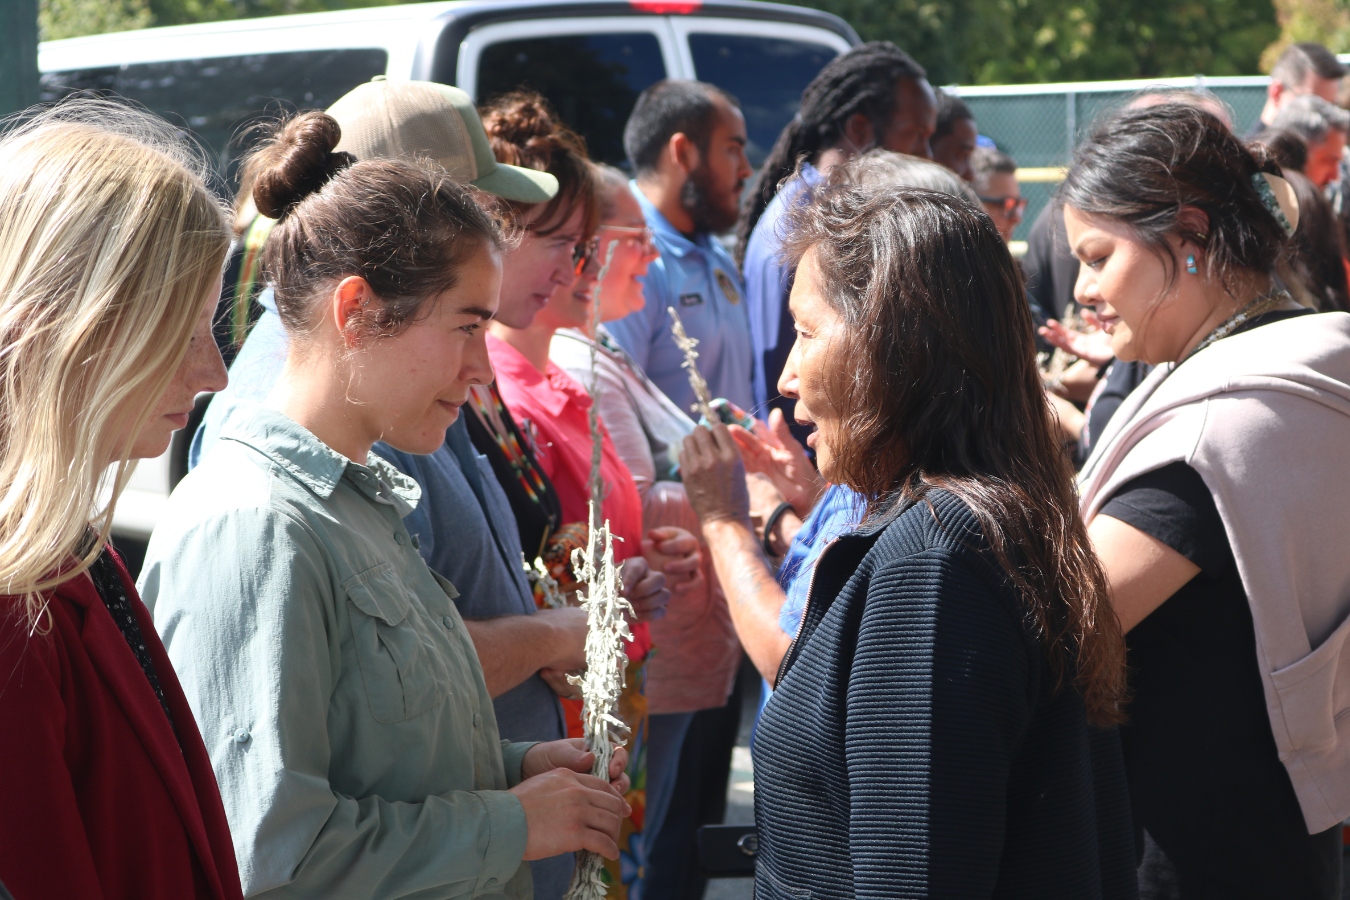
[
  {"x1": 1102, "y1": 461, "x2": 1341, "y2": 898},
  {"x1": 1081, "y1": 359, "x2": 1152, "y2": 461}
]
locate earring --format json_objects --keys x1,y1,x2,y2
[{"x1": 1186, "y1": 254, "x2": 1198, "y2": 275}]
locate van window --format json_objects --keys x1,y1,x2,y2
[
  {"x1": 41, "y1": 49, "x2": 388, "y2": 182},
  {"x1": 476, "y1": 33, "x2": 665, "y2": 167},
  {"x1": 687, "y1": 34, "x2": 837, "y2": 166}
]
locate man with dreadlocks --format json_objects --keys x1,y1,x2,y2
[{"x1": 736, "y1": 41, "x2": 936, "y2": 430}]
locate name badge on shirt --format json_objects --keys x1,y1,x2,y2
[
  {"x1": 716, "y1": 269, "x2": 741, "y2": 305},
  {"x1": 679, "y1": 292, "x2": 705, "y2": 307}
]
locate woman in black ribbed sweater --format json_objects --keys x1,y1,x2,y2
[{"x1": 682, "y1": 183, "x2": 1136, "y2": 898}]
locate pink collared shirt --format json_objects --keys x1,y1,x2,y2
[{"x1": 487, "y1": 333, "x2": 645, "y2": 563}]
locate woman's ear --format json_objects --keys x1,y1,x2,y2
[
  {"x1": 1175, "y1": 206, "x2": 1212, "y2": 247},
  {"x1": 329, "y1": 276, "x2": 375, "y2": 348}
]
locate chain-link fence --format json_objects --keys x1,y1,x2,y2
[{"x1": 952, "y1": 76, "x2": 1271, "y2": 244}]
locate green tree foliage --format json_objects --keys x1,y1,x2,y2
[
  {"x1": 793, "y1": 0, "x2": 1279, "y2": 84},
  {"x1": 1260, "y1": 0, "x2": 1350, "y2": 71},
  {"x1": 40, "y1": 0, "x2": 404, "y2": 40},
  {"x1": 41, "y1": 0, "x2": 151, "y2": 41}
]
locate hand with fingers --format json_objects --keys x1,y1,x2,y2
[
  {"x1": 619, "y1": 556, "x2": 670, "y2": 622},
  {"x1": 728, "y1": 409, "x2": 823, "y2": 516},
  {"x1": 642, "y1": 526, "x2": 704, "y2": 597},
  {"x1": 513, "y1": 739, "x2": 633, "y2": 860},
  {"x1": 1038, "y1": 318, "x2": 1114, "y2": 367},
  {"x1": 531, "y1": 605, "x2": 588, "y2": 700},
  {"x1": 538, "y1": 667, "x2": 582, "y2": 700},
  {"x1": 680, "y1": 423, "x2": 752, "y2": 527}
]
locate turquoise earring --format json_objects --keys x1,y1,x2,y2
[{"x1": 1186, "y1": 254, "x2": 1198, "y2": 275}]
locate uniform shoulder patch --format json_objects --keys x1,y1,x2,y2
[{"x1": 716, "y1": 269, "x2": 741, "y2": 305}]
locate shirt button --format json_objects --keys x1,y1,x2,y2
[
  {"x1": 394, "y1": 532, "x2": 406, "y2": 545},
  {"x1": 442, "y1": 615, "x2": 455, "y2": 629},
  {"x1": 233, "y1": 728, "x2": 251, "y2": 744},
  {"x1": 485, "y1": 879, "x2": 498, "y2": 889},
  {"x1": 473, "y1": 713, "x2": 482, "y2": 729}
]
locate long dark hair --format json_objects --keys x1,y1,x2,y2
[
  {"x1": 1058, "y1": 104, "x2": 1289, "y2": 296},
  {"x1": 1283, "y1": 168, "x2": 1350, "y2": 312},
  {"x1": 782, "y1": 185, "x2": 1126, "y2": 725},
  {"x1": 734, "y1": 42, "x2": 924, "y2": 267}
]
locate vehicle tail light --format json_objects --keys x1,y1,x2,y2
[{"x1": 629, "y1": 1, "x2": 703, "y2": 13}]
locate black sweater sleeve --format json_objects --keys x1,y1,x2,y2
[{"x1": 844, "y1": 548, "x2": 1036, "y2": 897}]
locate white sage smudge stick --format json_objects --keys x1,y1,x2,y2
[
  {"x1": 564, "y1": 239, "x2": 632, "y2": 900},
  {"x1": 562, "y1": 511, "x2": 633, "y2": 900},
  {"x1": 667, "y1": 306, "x2": 716, "y2": 423}
]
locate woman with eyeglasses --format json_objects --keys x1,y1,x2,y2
[
  {"x1": 972, "y1": 146, "x2": 1026, "y2": 243},
  {"x1": 479, "y1": 94, "x2": 679, "y2": 900},
  {"x1": 551, "y1": 164, "x2": 749, "y2": 886}
]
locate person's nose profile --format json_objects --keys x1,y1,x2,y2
[{"x1": 778, "y1": 342, "x2": 802, "y2": 401}]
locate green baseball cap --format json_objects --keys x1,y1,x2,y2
[{"x1": 327, "y1": 77, "x2": 558, "y2": 203}]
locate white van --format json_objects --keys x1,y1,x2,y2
[{"x1": 38, "y1": 0, "x2": 857, "y2": 571}]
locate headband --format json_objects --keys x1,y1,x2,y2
[{"x1": 1252, "y1": 172, "x2": 1300, "y2": 236}]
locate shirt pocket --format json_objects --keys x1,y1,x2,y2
[
  {"x1": 1269, "y1": 610, "x2": 1350, "y2": 754},
  {"x1": 345, "y1": 562, "x2": 451, "y2": 724}
]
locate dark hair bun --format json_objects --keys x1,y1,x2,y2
[
  {"x1": 481, "y1": 92, "x2": 585, "y2": 171},
  {"x1": 252, "y1": 111, "x2": 356, "y2": 219}
]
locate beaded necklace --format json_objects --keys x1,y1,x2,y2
[
  {"x1": 1171, "y1": 287, "x2": 1293, "y2": 373},
  {"x1": 466, "y1": 383, "x2": 552, "y2": 510}
]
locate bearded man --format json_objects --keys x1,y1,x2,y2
[{"x1": 607, "y1": 79, "x2": 755, "y2": 415}]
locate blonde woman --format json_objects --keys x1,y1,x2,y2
[{"x1": 0, "y1": 101, "x2": 243, "y2": 900}]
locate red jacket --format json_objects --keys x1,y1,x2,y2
[{"x1": 0, "y1": 550, "x2": 244, "y2": 900}]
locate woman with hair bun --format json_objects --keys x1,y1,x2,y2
[
  {"x1": 140, "y1": 111, "x2": 631, "y2": 900},
  {"x1": 0, "y1": 99, "x2": 242, "y2": 900},
  {"x1": 1068, "y1": 103, "x2": 1350, "y2": 897}
]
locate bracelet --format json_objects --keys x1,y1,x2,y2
[{"x1": 762, "y1": 501, "x2": 795, "y2": 557}]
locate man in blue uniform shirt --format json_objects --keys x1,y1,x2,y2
[{"x1": 605, "y1": 79, "x2": 755, "y2": 416}]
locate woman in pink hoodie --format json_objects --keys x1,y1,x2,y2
[{"x1": 1065, "y1": 102, "x2": 1350, "y2": 898}]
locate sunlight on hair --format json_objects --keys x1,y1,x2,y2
[{"x1": 0, "y1": 98, "x2": 229, "y2": 626}]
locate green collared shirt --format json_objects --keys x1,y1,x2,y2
[{"x1": 139, "y1": 402, "x2": 533, "y2": 899}]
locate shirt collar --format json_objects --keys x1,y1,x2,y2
[
  {"x1": 487, "y1": 333, "x2": 590, "y2": 419},
  {"x1": 630, "y1": 181, "x2": 708, "y2": 259},
  {"x1": 216, "y1": 399, "x2": 421, "y2": 514}
]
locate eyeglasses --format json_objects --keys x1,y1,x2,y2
[
  {"x1": 598, "y1": 224, "x2": 656, "y2": 253},
  {"x1": 571, "y1": 236, "x2": 599, "y2": 277},
  {"x1": 978, "y1": 195, "x2": 1028, "y2": 219}
]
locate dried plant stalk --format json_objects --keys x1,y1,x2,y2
[
  {"x1": 564, "y1": 240, "x2": 633, "y2": 900},
  {"x1": 667, "y1": 306, "x2": 716, "y2": 423},
  {"x1": 562, "y1": 508, "x2": 633, "y2": 900}
]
